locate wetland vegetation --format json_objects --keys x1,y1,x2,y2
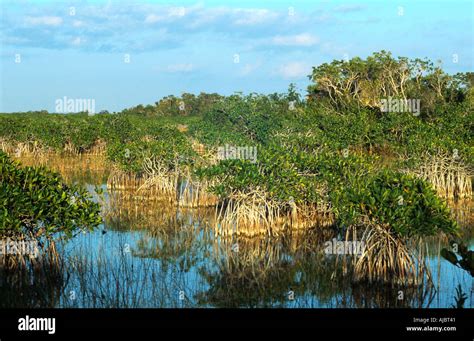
[{"x1": 0, "y1": 52, "x2": 472, "y2": 308}]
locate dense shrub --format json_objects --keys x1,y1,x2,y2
[{"x1": 0, "y1": 152, "x2": 101, "y2": 239}]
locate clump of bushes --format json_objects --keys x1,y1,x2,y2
[{"x1": 0, "y1": 151, "x2": 101, "y2": 241}]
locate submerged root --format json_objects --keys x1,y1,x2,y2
[
  {"x1": 139, "y1": 157, "x2": 179, "y2": 199},
  {"x1": 107, "y1": 169, "x2": 150, "y2": 192},
  {"x1": 215, "y1": 189, "x2": 334, "y2": 237},
  {"x1": 178, "y1": 175, "x2": 219, "y2": 207},
  {"x1": 0, "y1": 236, "x2": 65, "y2": 308},
  {"x1": 108, "y1": 158, "x2": 218, "y2": 207},
  {"x1": 349, "y1": 223, "x2": 426, "y2": 286}
]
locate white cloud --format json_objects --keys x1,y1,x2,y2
[
  {"x1": 72, "y1": 20, "x2": 85, "y2": 28},
  {"x1": 8, "y1": 5, "x2": 303, "y2": 52},
  {"x1": 145, "y1": 7, "x2": 186, "y2": 24},
  {"x1": 24, "y1": 16, "x2": 63, "y2": 26},
  {"x1": 184, "y1": 7, "x2": 279, "y2": 27},
  {"x1": 233, "y1": 8, "x2": 279, "y2": 25},
  {"x1": 145, "y1": 14, "x2": 162, "y2": 24},
  {"x1": 71, "y1": 37, "x2": 82, "y2": 46},
  {"x1": 272, "y1": 33, "x2": 319, "y2": 47},
  {"x1": 166, "y1": 63, "x2": 194, "y2": 73},
  {"x1": 277, "y1": 62, "x2": 310, "y2": 79},
  {"x1": 334, "y1": 5, "x2": 366, "y2": 13},
  {"x1": 186, "y1": 7, "x2": 227, "y2": 27},
  {"x1": 168, "y1": 7, "x2": 186, "y2": 17},
  {"x1": 240, "y1": 62, "x2": 261, "y2": 76}
]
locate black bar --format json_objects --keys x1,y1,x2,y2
[{"x1": 0, "y1": 309, "x2": 472, "y2": 337}]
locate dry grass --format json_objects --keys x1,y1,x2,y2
[
  {"x1": 0, "y1": 139, "x2": 107, "y2": 158},
  {"x1": 17, "y1": 154, "x2": 107, "y2": 170},
  {"x1": 13, "y1": 155, "x2": 109, "y2": 186},
  {"x1": 85, "y1": 139, "x2": 107, "y2": 156},
  {"x1": 108, "y1": 157, "x2": 219, "y2": 207},
  {"x1": 0, "y1": 139, "x2": 46, "y2": 158},
  {"x1": 104, "y1": 189, "x2": 217, "y2": 231},
  {"x1": 177, "y1": 124, "x2": 188, "y2": 133}
]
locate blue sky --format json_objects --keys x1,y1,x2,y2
[{"x1": 0, "y1": 0, "x2": 472, "y2": 112}]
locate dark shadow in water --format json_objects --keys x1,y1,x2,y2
[{"x1": 0, "y1": 255, "x2": 66, "y2": 308}]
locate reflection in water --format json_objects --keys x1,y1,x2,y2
[
  {"x1": 3, "y1": 158, "x2": 473, "y2": 308},
  {"x1": 0, "y1": 249, "x2": 65, "y2": 308},
  {"x1": 195, "y1": 232, "x2": 439, "y2": 308}
]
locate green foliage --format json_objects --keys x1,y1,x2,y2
[
  {"x1": 0, "y1": 52, "x2": 468, "y2": 241},
  {"x1": 194, "y1": 93, "x2": 290, "y2": 145},
  {"x1": 196, "y1": 144, "x2": 327, "y2": 204},
  {"x1": 122, "y1": 92, "x2": 224, "y2": 117},
  {"x1": 0, "y1": 152, "x2": 101, "y2": 240},
  {"x1": 107, "y1": 126, "x2": 196, "y2": 173},
  {"x1": 0, "y1": 113, "x2": 110, "y2": 152},
  {"x1": 198, "y1": 144, "x2": 458, "y2": 238},
  {"x1": 328, "y1": 168, "x2": 458, "y2": 237}
]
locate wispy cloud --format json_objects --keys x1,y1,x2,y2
[
  {"x1": 165, "y1": 63, "x2": 194, "y2": 73},
  {"x1": 72, "y1": 20, "x2": 85, "y2": 28},
  {"x1": 272, "y1": 33, "x2": 319, "y2": 47},
  {"x1": 144, "y1": 7, "x2": 186, "y2": 24},
  {"x1": 232, "y1": 8, "x2": 279, "y2": 25},
  {"x1": 334, "y1": 5, "x2": 367, "y2": 13},
  {"x1": 1, "y1": 0, "x2": 471, "y2": 113},
  {"x1": 277, "y1": 62, "x2": 311, "y2": 79},
  {"x1": 71, "y1": 37, "x2": 83, "y2": 46},
  {"x1": 24, "y1": 16, "x2": 63, "y2": 26},
  {"x1": 239, "y1": 62, "x2": 262, "y2": 76},
  {"x1": 2, "y1": 4, "x2": 290, "y2": 52}
]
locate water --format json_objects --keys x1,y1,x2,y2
[{"x1": 8, "y1": 157, "x2": 474, "y2": 308}]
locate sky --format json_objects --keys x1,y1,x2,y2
[{"x1": 0, "y1": 0, "x2": 472, "y2": 112}]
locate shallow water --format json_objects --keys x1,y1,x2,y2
[{"x1": 9, "y1": 157, "x2": 474, "y2": 308}]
